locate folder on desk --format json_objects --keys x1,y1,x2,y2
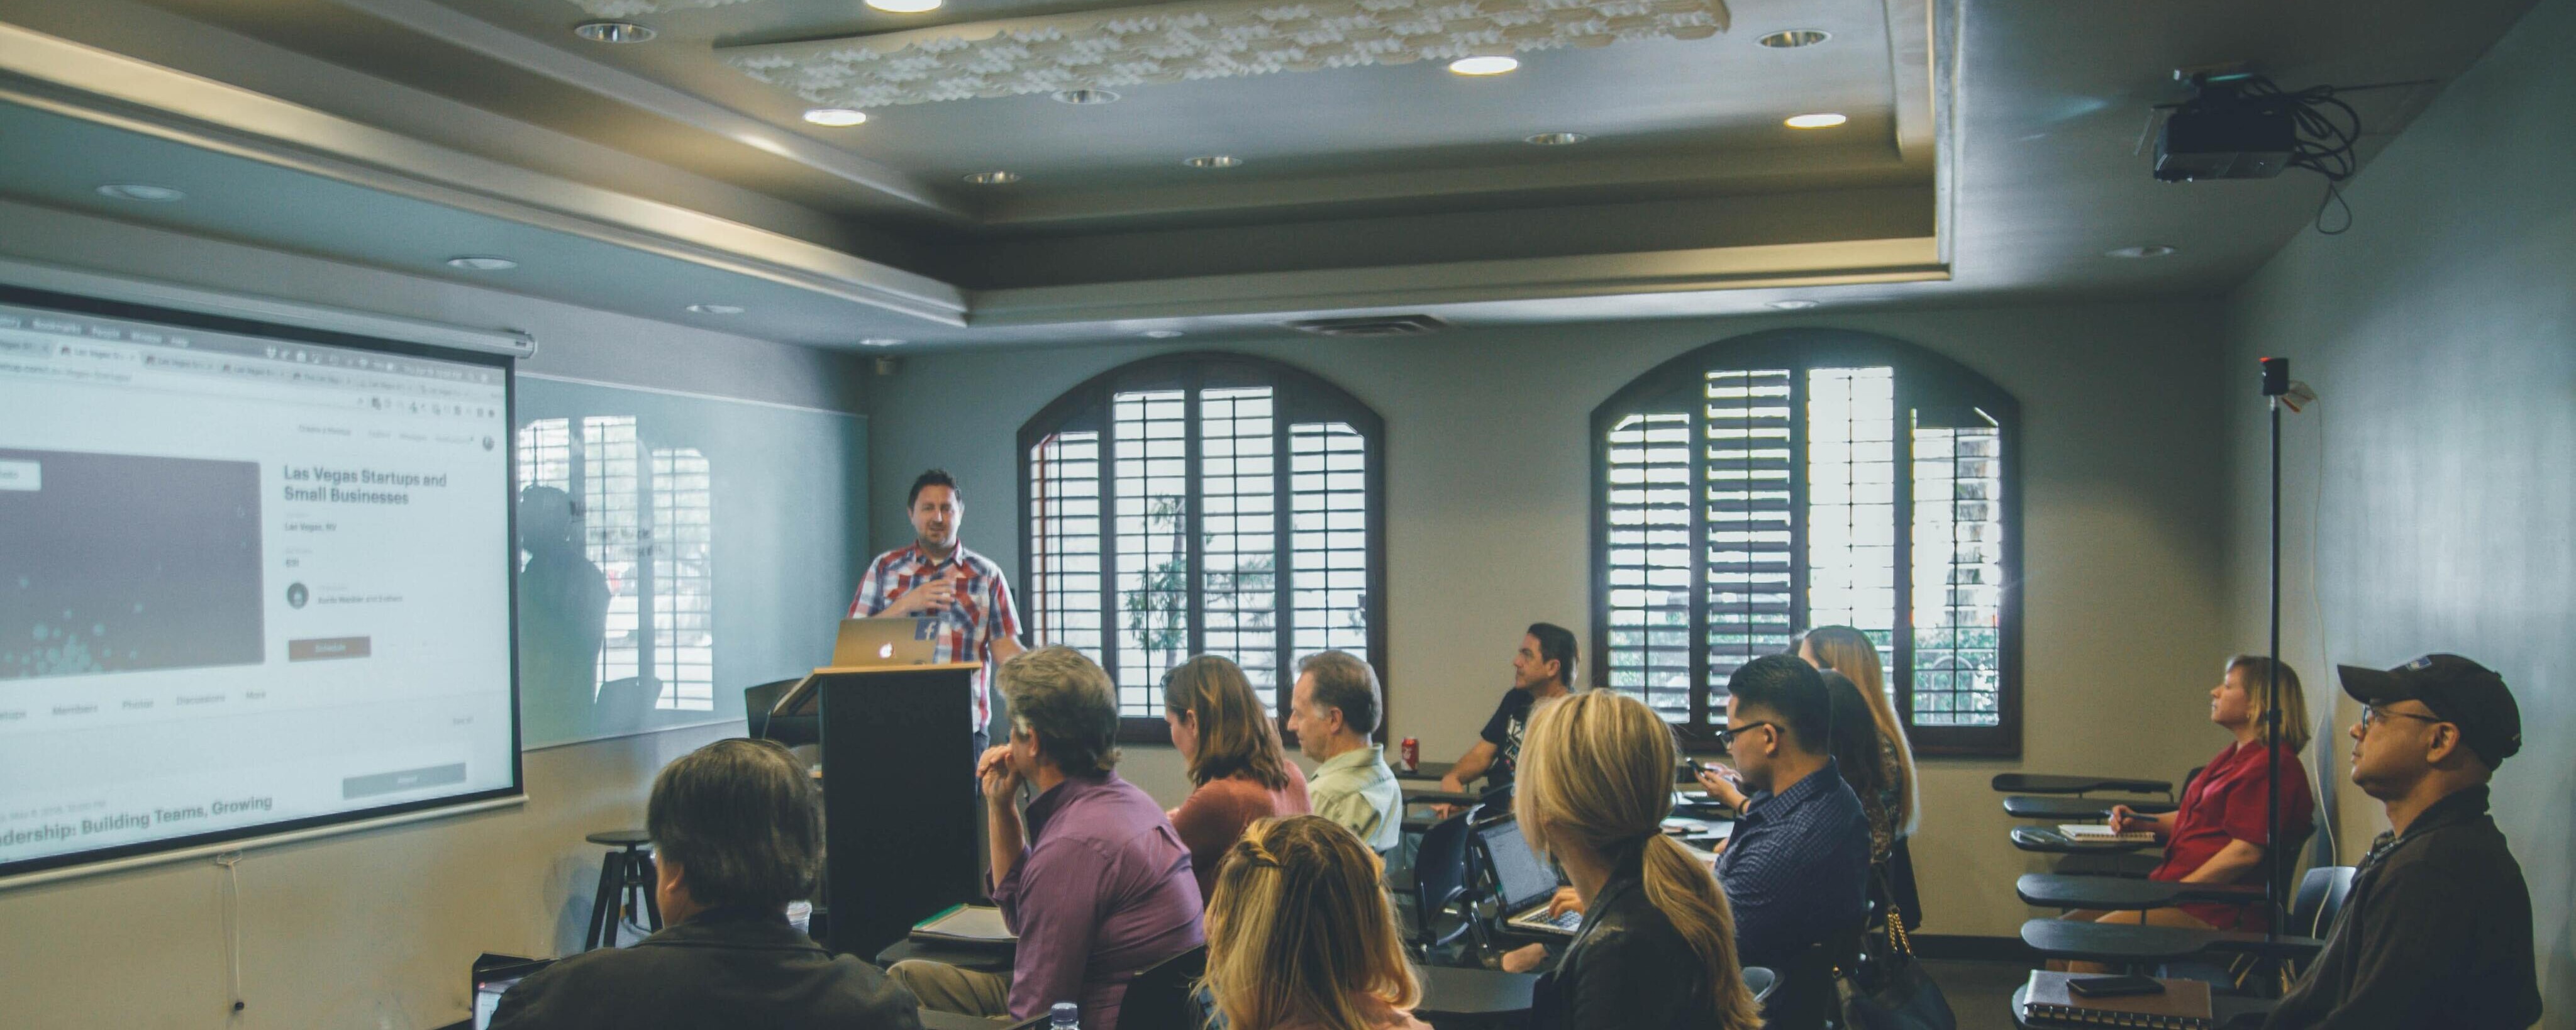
[{"x1": 910, "y1": 904, "x2": 1016, "y2": 946}]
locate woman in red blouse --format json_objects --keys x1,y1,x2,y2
[
  {"x1": 2064, "y1": 656, "x2": 2316, "y2": 955},
  {"x1": 1163, "y1": 656, "x2": 1311, "y2": 902}
]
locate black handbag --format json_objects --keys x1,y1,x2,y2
[{"x1": 1833, "y1": 868, "x2": 1956, "y2": 1030}]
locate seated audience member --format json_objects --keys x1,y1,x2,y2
[
  {"x1": 1202, "y1": 816, "x2": 1431, "y2": 1030},
  {"x1": 491, "y1": 739, "x2": 921, "y2": 1030},
  {"x1": 1162, "y1": 655, "x2": 1312, "y2": 900},
  {"x1": 2062, "y1": 656, "x2": 2318, "y2": 948},
  {"x1": 891, "y1": 647, "x2": 1204, "y2": 1030},
  {"x1": 1436, "y1": 623, "x2": 1579, "y2": 801},
  {"x1": 1794, "y1": 626, "x2": 1919, "y2": 860},
  {"x1": 1285, "y1": 650, "x2": 1404, "y2": 854},
  {"x1": 2262, "y1": 655, "x2": 2539, "y2": 1030},
  {"x1": 1514, "y1": 691, "x2": 1763, "y2": 1030},
  {"x1": 1713, "y1": 654, "x2": 1872, "y2": 1028},
  {"x1": 1696, "y1": 670, "x2": 1891, "y2": 858}
]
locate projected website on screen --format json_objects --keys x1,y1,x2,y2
[{"x1": 0, "y1": 296, "x2": 518, "y2": 878}]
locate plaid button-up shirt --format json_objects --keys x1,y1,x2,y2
[{"x1": 847, "y1": 542, "x2": 1023, "y2": 729}]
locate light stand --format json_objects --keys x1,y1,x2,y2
[{"x1": 2259, "y1": 357, "x2": 2289, "y2": 944}]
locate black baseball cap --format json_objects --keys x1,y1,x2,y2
[{"x1": 2340, "y1": 654, "x2": 2522, "y2": 768}]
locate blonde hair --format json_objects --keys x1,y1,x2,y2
[
  {"x1": 1513, "y1": 692, "x2": 1763, "y2": 1030},
  {"x1": 1202, "y1": 816, "x2": 1420, "y2": 1030},
  {"x1": 1163, "y1": 655, "x2": 1294, "y2": 790},
  {"x1": 1801, "y1": 626, "x2": 1919, "y2": 836},
  {"x1": 2226, "y1": 655, "x2": 2312, "y2": 753}
]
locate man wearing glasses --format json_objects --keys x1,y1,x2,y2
[
  {"x1": 2260, "y1": 655, "x2": 2540, "y2": 1029},
  {"x1": 1709, "y1": 654, "x2": 1872, "y2": 1028}
]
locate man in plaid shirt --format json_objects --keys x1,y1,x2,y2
[{"x1": 849, "y1": 469, "x2": 1026, "y2": 751}]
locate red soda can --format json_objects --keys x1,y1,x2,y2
[{"x1": 1401, "y1": 737, "x2": 1419, "y2": 772}]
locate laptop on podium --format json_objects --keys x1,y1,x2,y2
[{"x1": 767, "y1": 617, "x2": 943, "y2": 719}]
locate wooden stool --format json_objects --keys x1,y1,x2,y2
[{"x1": 584, "y1": 829, "x2": 662, "y2": 950}]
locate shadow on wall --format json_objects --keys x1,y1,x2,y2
[{"x1": 2550, "y1": 759, "x2": 2576, "y2": 1027}]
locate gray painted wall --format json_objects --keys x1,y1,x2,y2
[
  {"x1": 0, "y1": 199, "x2": 867, "y2": 1029},
  {"x1": 2223, "y1": 0, "x2": 2575, "y2": 1022},
  {"x1": 867, "y1": 300, "x2": 2238, "y2": 940}
]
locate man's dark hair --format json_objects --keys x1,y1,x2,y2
[
  {"x1": 908, "y1": 468, "x2": 958, "y2": 507},
  {"x1": 1527, "y1": 623, "x2": 1579, "y2": 687},
  {"x1": 1297, "y1": 650, "x2": 1382, "y2": 736},
  {"x1": 999, "y1": 646, "x2": 1122, "y2": 777},
  {"x1": 645, "y1": 738, "x2": 821, "y2": 911},
  {"x1": 1726, "y1": 653, "x2": 1831, "y2": 754}
]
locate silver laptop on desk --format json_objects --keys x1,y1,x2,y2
[
  {"x1": 831, "y1": 616, "x2": 940, "y2": 667},
  {"x1": 1482, "y1": 819, "x2": 1584, "y2": 937}
]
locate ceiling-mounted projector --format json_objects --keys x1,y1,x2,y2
[{"x1": 2154, "y1": 75, "x2": 2296, "y2": 182}]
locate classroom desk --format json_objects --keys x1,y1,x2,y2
[
  {"x1": 877, "y1": 938, "x2": 1013, "y2": 973},
  {"x1": 2009, "y1": 983, "x2": 2274, "y2": 1029},
  {"x1": 2009, "y1": 826, "x2": 2159, "y2": 855},
  {"x1": 1393, "y1": 760, "x2": 1457, "y2": 783},
  {"x1": 2016, "y1": 873, "x2": 2263, "y2": 911},
  {"x1": 2002, "y1": 795, "x2": 2175, "y2": 820},
  {"x1": 2019, "y1": 919, "x2": 2325, "y2": 965},
  {"x1": 1990, "y1": 773, "x2": 2174, "y2": 796}
]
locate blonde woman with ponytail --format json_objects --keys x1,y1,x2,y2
[
  {"x1": 1514, "y1": 690, "x2": 1763, "y2": 1030},
  {"x1": 1201, "y1": 816, "x2": 1428, "y2": 1030}
]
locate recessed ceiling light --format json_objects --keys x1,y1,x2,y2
[
  {"x1": 1768, "y1": 299, "x2": 1819, "y2": 310},
  {"x1": 2106, "y1": 244, "x2": 2179, "y2": 258},
  {"x1": 962, "y1": 170, "x2": 1019, "y2": 185},
  {"x1": 445, "y1": 256, "x2": 518, "y2": 271},
  {"x1": 867, "y1": 0, "x2": 941, "y2": 11},
  {"x1": 685, "y1": 304, "x2": 745, "y2": 315},
  {"x1": 572, "y1": 21, "x2": 654, "y2": 43},
  {"x1": 1052, "y1": 89, "x2": 1120, "y2": 105},
  {"x1": 1143, "y1": 329, "x2": 1184, "y2": 338},
  {"x1": 1758, "y1": 29, "x2": 1830, "y2": 48},
  {"x1": 1448, "y1": 55, "x2": 1520, "y2": 76},
  {"x1": 860, "y1": 337, "x2": 906, "y2": 347},
  {"x1": 802, "y1": 108, "x2": 868, "y2": 126},
  {"x1": 96, "y1": 183, "x2": 185, "y2": 202},
  {"x1": 1524, "y1": 132, "x2": 1587, "y2": 146},
  {"x1": 1784, "y1": 113, "x2": 1848, "y2": 129},
  {"x1": 1183, "y1": 155, "x2": 1242, "y2": 169}
]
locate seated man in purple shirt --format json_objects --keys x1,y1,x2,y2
[{"x1": 891, "y1": 646, "x2": 1205, "y2": 1030}]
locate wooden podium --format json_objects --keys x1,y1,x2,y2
[{"x1": 779, "y1": 663, "x2": 984, "y2": 957}]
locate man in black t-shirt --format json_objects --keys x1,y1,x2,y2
[{"x1": 1437, "y1": 623, "x2": 1579, "y2": 802}]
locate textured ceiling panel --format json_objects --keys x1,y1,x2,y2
[{"x1": 713, "y1": 0, "x2": 1730, "y2": 108}]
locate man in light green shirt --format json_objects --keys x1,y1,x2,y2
[{"x1": 1286, "y1": 650, "x2": 1403, "y2": 853}]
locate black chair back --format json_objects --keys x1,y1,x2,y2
[
  {"x1": 2289, "y1": 865, "x2": 2357, "y2": 937},
  {"x1": 744, "y1": 677, "x2": 817, "y2": 745},
  {"x1": 1118, "y1": 945, "x2": 1208, "y2": 1030},
  {"x1": 1408, "y1": 811, "x2": 1477, "y2": 950},
  {"x1": 1760, "y1": 937, "x2": 1849, "y2": 1030}
]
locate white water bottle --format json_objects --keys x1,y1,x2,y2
[{"x1": 1049, "y1": 1002, "x2": 1080, "y2": 1030}]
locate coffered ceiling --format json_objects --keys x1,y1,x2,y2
[{"x1": 0, "y1": 0, "x2": 2536, "y2": 348}]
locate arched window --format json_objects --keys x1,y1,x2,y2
[
  {"x1": 1592, "y1": 329, "x2": 2023, "y2": 756},
  {"x1": 1021, "y1": 353, "x2": 1387, "y2": 743}
]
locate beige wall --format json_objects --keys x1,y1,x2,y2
[
  {"x1": 2221, "y1": 0, "x2": 2575, "y2": 1022},
  {"x1": 0, "y1": 199, "x2": 868, "y2": 1029},
  {"x1": 869, "y1": 300, "x2": 2240, "y2": 939}
]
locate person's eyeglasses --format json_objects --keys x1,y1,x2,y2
[
  {"x1": 2358, "y1": 706, "x2": 2443, "y2": 731},
  {"x1": 1714, "y1": 721, "x2": 1778, "y2": 748}
]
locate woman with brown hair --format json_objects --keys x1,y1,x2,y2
[
  {"x1": 1517, "y1": 690, "x2": 1765, "y2": 1030},
  {"x1": 1162, "y1": 655, "x2": 1311, "y2": 900},
  {"x1": 1201, "y1": 816, "x2": 1428, "y2": 1030},
  {"x1": 1792, "y1": 626, "x2": 1918, "y2": 856}
]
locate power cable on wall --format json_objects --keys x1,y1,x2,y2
[{"x1": 215, "y1": 850, "x2": 248, "y2": 1020}]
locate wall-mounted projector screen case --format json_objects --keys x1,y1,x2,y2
[{"x1": 0, "y1": 284, "x2": 523, "y2": 885}]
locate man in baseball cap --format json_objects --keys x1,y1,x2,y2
[{"x1": 2262, "y1": 655, "x2": 2540, "y2": 1029}]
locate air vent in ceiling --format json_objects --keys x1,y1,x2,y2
[{"x1": 1284, "y1": 314, "x2": 1448, "y2": 337}]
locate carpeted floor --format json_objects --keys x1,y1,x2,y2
[{"x1": 1922, "y1": 958, "x2": 2036, "y2": 1030}]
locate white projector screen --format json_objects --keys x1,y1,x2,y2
[{"x1": 0, "y1": 287, "x2": 521, "y2": 882}]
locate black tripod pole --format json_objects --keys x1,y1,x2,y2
[{"x1": 2260, "y1": 357, "x2": 2289, "y2": 943}]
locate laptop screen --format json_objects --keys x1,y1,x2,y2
[
  {"x1": 471, "y1": 958, "x2": 553, "y2": 1029},
  {"x1": 1478, "y1": 819, "x2": 1562, "y2": 911}
]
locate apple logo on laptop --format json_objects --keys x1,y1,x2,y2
[{"x1": 879, "y1": 643, "x2": 894, "y2": 660}]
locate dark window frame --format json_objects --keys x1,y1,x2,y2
[
  {"x1": 1018, "y1": 352, "x2": 1390, "y2": 745},
  {"x1": 1589, "y1": 329, "x2": 2024, "y2": 757}
]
